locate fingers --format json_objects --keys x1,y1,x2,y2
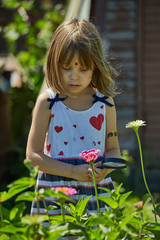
[
  {"x1": 94, "y1": 161, "x2": 102, "y2": 168},
  {"x1": 87, "y1": 165, "x2": 113, "y2": 184},
  {"x1": 87, "y1": 167, "x2": 105, "y2": 184}
]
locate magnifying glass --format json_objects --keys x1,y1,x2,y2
[{"x1": 99, "y1": 158, "x2": 127, "y2": 169}]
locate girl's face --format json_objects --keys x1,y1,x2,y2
[{"x1": 60, "y1": 53, "x2": 94, "y2": 96}]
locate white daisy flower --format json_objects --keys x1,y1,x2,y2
[{"x1": 126, "y1": 120, "x2": 146, "y2": 130}]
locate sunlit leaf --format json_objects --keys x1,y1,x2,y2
[
  {"x1": 0, "y1": 206, "x2": 10, "y2": 221},
  {"x1": 98, "y1": 196, "x2": 118, "y2": 209},
  {"x1": 119, "y1": 191, "x2": 132, "y2": 206},
  {"x1": 119, "y1": 213, "x2": 136, "y2": 230},
  {"x1": 0, "y1": 234, "x2": 8, "y2": 240},
  {"x1": 75, "y1": 196, "x2": 91, "y2": 217},
  {"x1": 16, "y1": 191, "x2": 34, "y2": 202},
  {"x1": 8, "y1": 177, "x2": 35, "y2": 188},
  {"x1": 0, "y1": 225, "x2": 25, "y2": 234},
  {"x1": 21, "y1": 214, "x2": 48, "y2": 225},
  {"x1": 0, "y1": 185, "x2": 31, "y2": 202},
  {"x1": 9, "y1": 202, "x2": 26, "y2": 223}
]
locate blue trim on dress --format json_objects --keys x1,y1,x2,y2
[
  {"x1": 47, "y1": 93, "x2": 114, "y2": 110},
  {"x1": 92, "y1": 94, "x2": 114, "y2": 107},
  {"x1": 47, "y1": 94, "x2": 67, "y2": 110}
]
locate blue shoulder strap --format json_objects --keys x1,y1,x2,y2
[
  {"x1": 47, "y1": 94, "x2": 67, "y2": 110},
  {"x1": 92, "y1": 94, "x2": 114, "y2": 107}
]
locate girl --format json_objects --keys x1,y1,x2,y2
[{"x1": 26, "y1": 18, "x2": 121, "y2": 226}]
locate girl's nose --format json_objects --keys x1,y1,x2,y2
[{"x1": 70, "y1": 70, "x2": 79, "y2": 80}]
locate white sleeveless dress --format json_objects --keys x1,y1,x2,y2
[{"x1": 31, "y1": 88, "x2": 114, "y2": 227}]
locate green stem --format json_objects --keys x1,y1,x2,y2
[
  {"x1": 42, "y1": 199, "x2": 51, "y2": 225},
  {"x1": 0, "y1": 202, "x2": 3, "y2": 221},
  {"x1": 35, "y1": 190, "x2": 40, "y2": 215},
  {"x1": 90, "y1": 162, "x2": 100, "y2": 213},
  {"x1": 60, "y1": 200, "x2": 65, "y2": 223},
  {"x1": 135, "y1": 129, "x2": 157, "y2": 222},
  {"x1": 60, "y1": 201, "x2": 70, "y2": 239}
]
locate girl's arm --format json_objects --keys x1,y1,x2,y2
[
  {"x1": 104, "y1": 97, "x2": 121, "y2": 159},
  {"x1": 26, "y1": 92, "x2": 90, "y2": 182},
  {"x1": 88, "y1": 97, "x2": 121, "y2": 183}
]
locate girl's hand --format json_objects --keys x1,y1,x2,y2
[
  {"x1": 88, "y1": 162, "x2": 113, "y2": 184},
  {"x1": 73, "y1": 164, "x2": 91, "y2": 182}
]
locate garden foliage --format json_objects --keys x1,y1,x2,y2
[{"x1": 0, "y1": 160, "x2": 160, "y2": 240}]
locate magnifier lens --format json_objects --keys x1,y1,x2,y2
[{"x1": 101, "y1": 158, "x2": 127, "y2": 169}]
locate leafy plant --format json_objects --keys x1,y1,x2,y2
[
  {"x1": 0, "y1": 0, "x2": 65, "y2": 187},
  {"x1": 0, "y1": 158, "x2": 159, "y2": 239},
  {"x1": 126, "y1": 120, "x2": 159, "y2": 223}
]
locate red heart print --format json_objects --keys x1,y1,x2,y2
[
  {"x1": 100, "y1": 105, "x2": 104, "y2": 109},
  {"x1": 73, "y1": 124, "x2": 77, "y2": 128},
  {"x1": 55, "y1": 126, "x2": 63, "y2": 133},
  {"x1": 46, "y1": 144, "x2": 51, "y2": 151},
  {"x1": 49, "y1": 114, "x2": 54, "y2": 122},
  {"x1": 80, "y1": 136, "x2": 84, "y2": 140},
  {"x1": 89, "y1": 114, "x2": 104, "y2": 131},
  {"x1": 98, "y1": 141, "x2": 101, "y2": 145},
  {"x1": 58, "y1": 151, "x2": 64, "y2": 155},
  {"x1": 64, "y1": 142, "x2": 68, "y2": 145}
]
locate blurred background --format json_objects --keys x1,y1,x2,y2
[{"x1": 0, "y1": 0, "x2": 160, "y2": 198}]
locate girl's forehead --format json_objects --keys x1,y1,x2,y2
[{"x1": 60, "y1": 51, "x2": 93, "y2": 67}]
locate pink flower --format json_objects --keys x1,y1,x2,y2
[
  {"x1": 134, "y1": 201, "x2": 143, "y2": 209},
  {"x1": 80, "y1": 149, "x2": 100, "y2": 163},
  {"x1": 51, "y1": 187, "x2": 77, "y2": 197}
]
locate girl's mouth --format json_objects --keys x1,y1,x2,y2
[{"x1": 69, "y1": 84, "x2": 80, "y2": 87}]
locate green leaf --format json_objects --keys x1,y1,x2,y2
[
  {"x1": 98, "y1": 196, "x2": 119, "y2": 209},
  {"x1": 98, "y1": 187, "x2": 112, "y2": 195},
  {"x1": 154, "y1": 203, "x2": 160, "y2": 217},
  {"x1": 85, "y1": 215, "x2": 112, "y2": 227},
  {"x1": 10, "y1": 235, "x2": 28, "y2": 240},
  {"x1": 142, "y1": 193, "x2": 151, "y2": 205},
  {"x1": 8, "y1": 177, "x2": 35, "y2": 188},
  {"x1": 75, "y1": 196, "x2": 91, "y2": 217},
  {"x1": 143, "y1": 222, "x2": 160, "y2": 231},
  {"x1": 0, "y1": 234, "x2": 8, "y2": 240},
  {"x1": 16, "y1": 191, "x2": 34, "y2": 202},
  {"x1": 1, "y1": 0, "x2": 19, "y2": 9},
  {"x1": 10, "y1": 202, "x2": 26, "y2": 222},
  {"x1": 63, "y1": 203, "x2": 75, "y2": 216},
  {"x1": 119, "y1": 191, "x2": 132, "y2": 206},
  {"x1": 0, "y1": 185, "x2": 31, "y2": 202},
  {"x1": 0, "y1": 205, "x2": 10, "y2": 220},
  {"x1": 23, "y1": 158, "x2": 32, "y2": 169},
  {"x1": 39, "y1": 188, "x2": 73, "y2": 202},
  {"x1": 115, "y1": 183, "x2": 123, "y2": 196},
  {"x1": 50, "y1": 215, "x2": 74, "y2": 224},
  {"x1": 119, "y1": 213, "x2": 136, "y2": 230},
  {"x1": 67, "y1": 222, "x2": 89, "y2": 237},
  {"x1": 49, "y1": 223, "x2": 69, "y2": 239},
  {"x1": 21, "y1": 214, "x2": 48, "y2": 225},
  {"x1": 0, "y1": 225, "x2": 25, "y2": 234}
]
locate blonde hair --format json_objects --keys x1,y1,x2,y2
[{"x1": 46, "y1": 18, "x2": 117, "y2": 96}]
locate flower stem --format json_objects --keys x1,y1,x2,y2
[
  {"x1": 60, "y1": 200, "x2": 65, "y2": 223},
  {"x1": 35, "y1": 190, "x2": 40, "y2": 215},
  {"x1": 42, "y1": 199, "x2": 51, "y2": 225},
  {"x1": 135, "y1": 129, "x2": 157, "y2": 222},
  {"x1": 0, "y1": 202, "x2": 3, "y2": 221},
  {"x1": 90, "y1": 162, "x2": 100, "y2": 213}
]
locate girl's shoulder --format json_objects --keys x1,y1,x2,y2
[
  {"x1": 35, "y1": 89, "x2": 55, "y2": 113},
  {"x1": 45, "y1": 88, "x2": 56, "y2": 99},
  {"x1": 36, "y1": 88, "x2": 56, "y2": 108},
  {"x1": 96, "y1": 90, "x2": 115, "y2": 107}
]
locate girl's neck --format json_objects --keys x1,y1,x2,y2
[{"x1": 60, "y1": 87, "x2": 97, "y2": 111}]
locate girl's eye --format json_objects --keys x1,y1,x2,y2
[
  {"x1": 80, "y1": 67, "x2": 88, "y2": 71},
  {"x1": 62, "y1": 65, "x2": 70, "y2": 70}
]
